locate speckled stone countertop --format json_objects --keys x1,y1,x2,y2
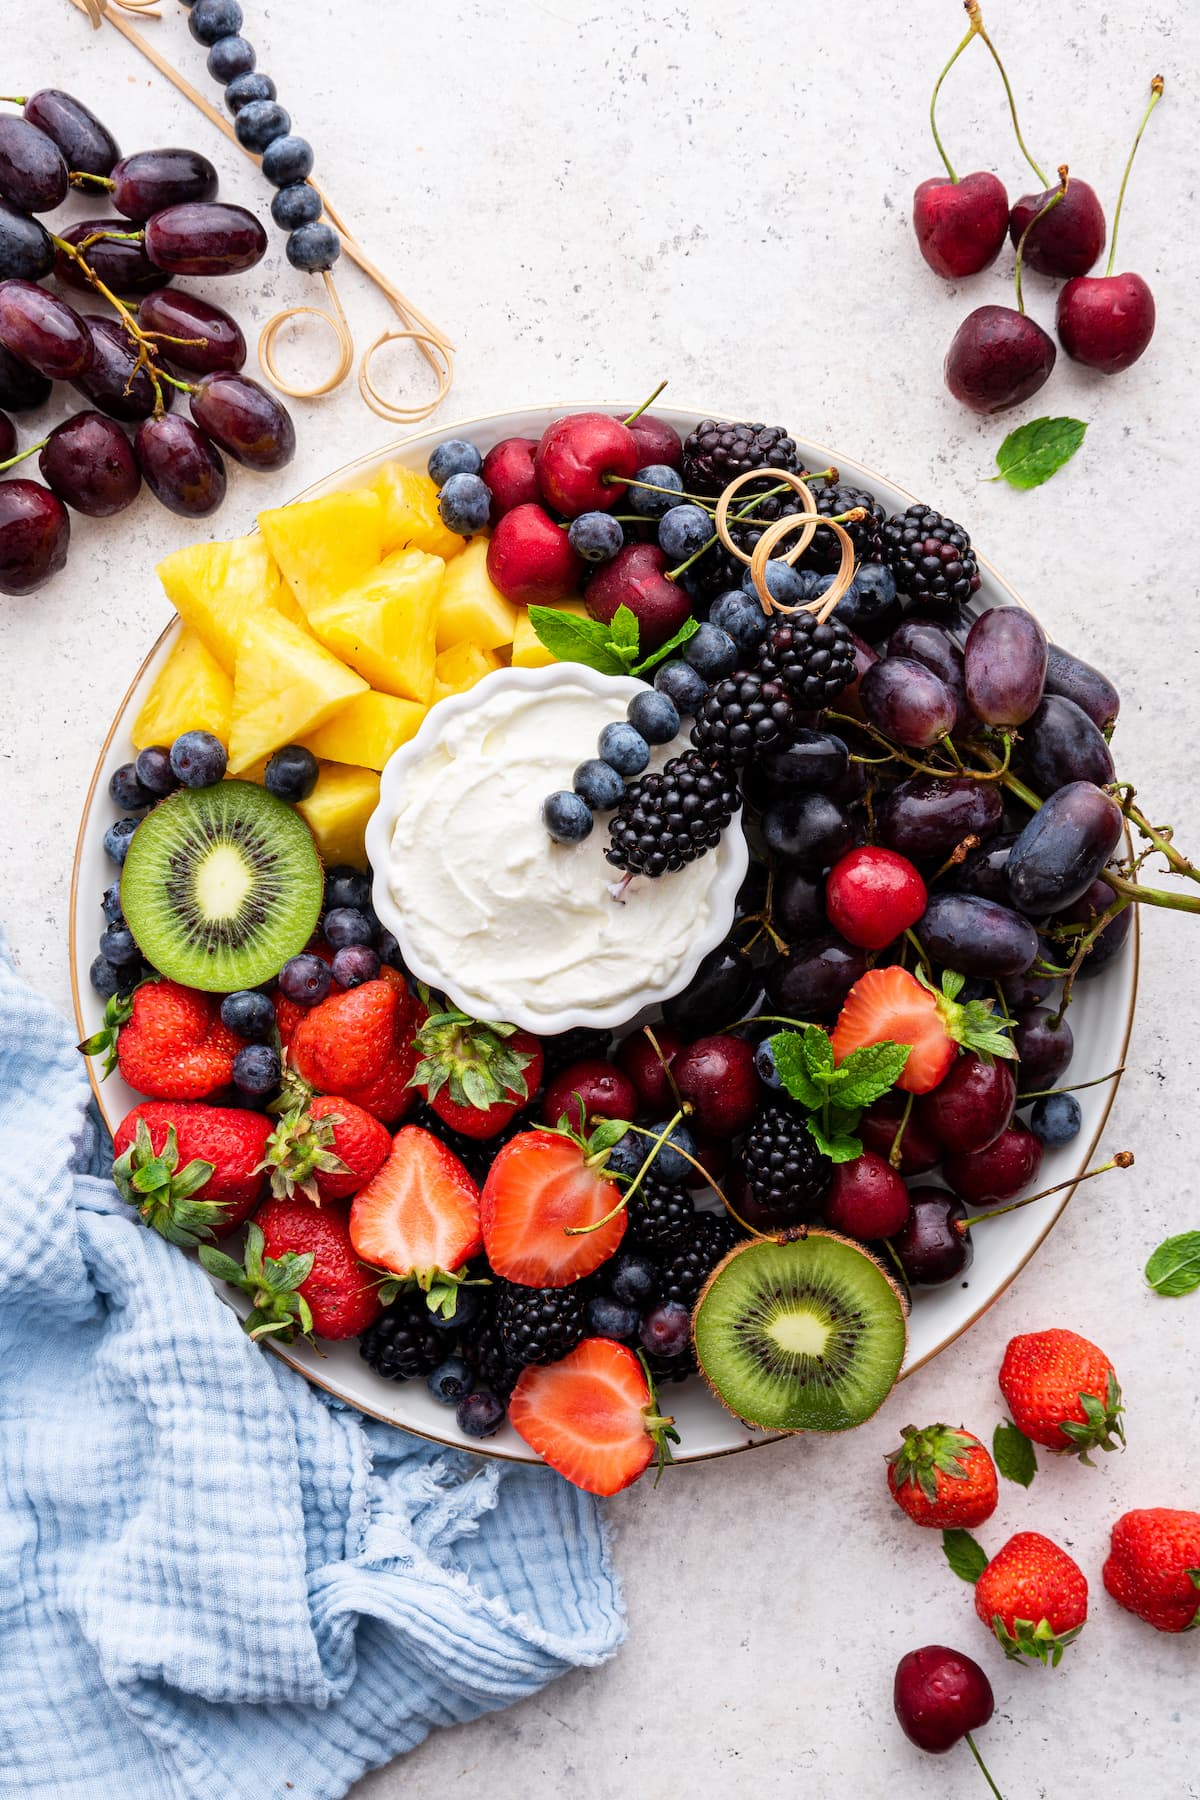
[{"x1": 4, "y1": 3, "x2": 1199, "y2": 1796}]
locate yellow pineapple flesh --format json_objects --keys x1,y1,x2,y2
[
  {"x1": 228, "y1": 610, "x2": 367, "y2": 774},
  {"x1": 371, "y1": 461, "x2": 464, "y2": 561},
  {"x1": 305, "y1": 547, "x2": 443, "y2": 703},
  {"x1": 302, "y1": 690, "x2": 427, "y2": 771},
  {"x1": 433, "y1": 641, "x2": 502, "y2": 702},
  {"x1": 131, "y1": 628, "x2": 233, "y2": 749},
  {"x1": 258, "y1": 489, "x2": 384, "y2": 619},
  {"x1": 155, "y1": 534, "x2": 300, "y2": 676},
  {"x1": 296, "y1": 763, "x2": 381, "y2": 869},
  {"x1": 435, "y1": 538, "x2": 519, "y2": 651}
]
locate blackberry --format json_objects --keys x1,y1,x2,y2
[
  {"x1": 756, "y1": 617, "x2": 858, "y2": 708},
  {"x1": 743, "y1": 1103, "x2": 833, "y2": 1218},
  {"x1": 804, "y1": 481, "x2": 887, "y2": 572},
  {"x1": 690, "y1": 668, "x2": 795, "y2": 768},
  {"x1": 629, "y1": 1167, "x2": 696, "y2": 1250},
  {"x1": 606, "y1": 750, "x2": 740, "y2": 879},
  {"x1": 412, "y1": 1101, "x2": 538, "y2": 1186},
  {"x1": 657, "y1": 1212, "x2": 744, "y2": 1310},
  {"x1": 497, "y1": 1282, "x2": 585, "y2": 1365},
  {"x1": 881, "y1": 503, "x2": 981, "y2": 607},
  {"x1": 541, "y1": 1026, "x2": 612, "y2": 1078},
  {"x1": 358, "y1": 1295, "x2": 444, "y2": 1381},
  {"x1": 682, "y1": 419, "x2": 800, "y2": 497},
  {"x1": 462, "y1": 1306, "x2": 520, "y2": 1400},
  {"x1": 643, "y1": 1346, "x2": 698, "y2": 1384}
]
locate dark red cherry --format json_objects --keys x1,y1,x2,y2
[
  {"x1": 916, "y1": 1051, "x2": 1016, "y2": 1154},
  {"x1": 894, "y1": 1644, "x2": 995, "y2": 1754},
  {"x1": 672, "y1": 1033, "x2": 761, "y2": 1137},
  {"x1": 0, "y1": 479, "x2": 70, "y2": 594},
  {"x1": 893, "y1": 1188, "x2": 974, "y2": 1286},
  {"x1": 616, "y1": 1026, "x2": 683, "y2": 1113},
  {"x1": 944, "y1": 305, "x2": 1055, "y2": 414},
  {"x1": 943, "y1": 1123, "x2": 1042, "y2": 1207},
  {"x1": 1057, "y1": 272, "x2": 1155, "y2": 373},
  {"x1": 1009, "y1": 177, "x2": 1106, "y2": 276},
  {"x1": 540, "y1": 1059, "x2": 637, "y2": 1135},
  {"x1": 913, "y1": 172, "x2": 1009, "y2": 277}
]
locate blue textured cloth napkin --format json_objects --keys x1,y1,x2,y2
[{"x1": 0, "y1": 936, "x2": 624, "y2": 1800}]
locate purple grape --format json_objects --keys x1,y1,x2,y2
[
  {"x1": 0, "y1": 281, "x2": 93, "y2": 381},
  {"x1": 1044, "y1": 644, "x2": 1119, "y2": 733},
  {"x1": 861, "y1": 656, "x2": 957, "y2": 749},
  {"x1": 639, "y1": 1300, "x2": 691, "y2": 1358},
  {"x1": 0, "y1": 479, "x2": 70, "y2": 594},
  {"x1": 1021, "y1": 694, "x2": 1115, "y2": 797},
  {"x1": 893, "y1": 1188, "x2": 973, "y2": 1287},
  {"x1": 138, "y1": 287, "x2": 246, "y2": 375},
  {"x1": 188, "y1": 371, "x2": 295, "y2": 472},
  {"x1": 963, "y1": 607, "x2": 1048, "y2": 726},
  {"x1": 661, "y1": 943, "x2": 760, "y2": 1035},
  {"x1": 23, "y1": 90, "x2": 120, "y2": 177},
  {"x1": 880, "y1": 775, "x2": 1004, "y2": 862},
  {"x1": 915, "y1": 892, "x2": 1039, "y2": 978},
  {"x1": 0, "y1": 202, "x2": 54, "y2": 284},
  {"x1": 761, "y1": 792, "x2": 852, "y2": 873},
  {"x1": 134, "y1": 414, "x2": 227, "y2": 517},
  {"x1": 1055, "y1": 878, "x2": 1134, "y2": 980},
  {"x1": 759, "y1": 729, "x2": 849, "y2": 792},
  {"x1": 0, "y1": 411, "x2": 13, "y2": 462},
  {"x1": 952, "y1": 833, "x2": 1017, "y2": 904},
  {"x1": 1002, "y1": 966, "x2": 1054, "y2": 1010},
  {"x1": 1013, "y1": 1007, "x2": 1073, "y2": 1094},
  {"x1": 111, "y1": 148, "x2": 219, "y2": 221},
  {"x1": 55, "y1": 219, "x2": 170, "y2": 299},
  {"x1": 1006, "y1": 781, "x2": 1124, "y2": 914},
  {"x1": 771, "y1": 867, "x2": 826, "y2": 940},
  {"x1": 765, "y1": 934, "x2": 868, "y2": 1018},
  {"x1": 40, "y1": 412, "x2": 140, "y2": 517},
  {"x1": 887, "y1": 618, "x2": 969, "y2": 725},
  {"x1": 72, "y1": 315, "x2": 172, "y2": 422},
  {"x1": 0, "y1": 116, "x2": 69, "y2": 213},
  {"x1": 0, "y1": 339, "x2": 51, "y2": 411},
  {"x1": 143, "y1": 202, "x2": 268, "y2": 277}
]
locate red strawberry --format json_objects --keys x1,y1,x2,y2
[
  {"x1": 886, "y1": 1424, "x2": 999, "y2": 1529},
  {"x1": 831, "y1": 966, "x2": 1016, "y2": 1095},
  {"x1": 481, "y1": 1129, "x2": 627, "y2": 1287},
  {"x1": 202, "y1": 1201, "x2": 383, "y2": 1341},
  {"x1": 508, "y1": 1338, "x2": 678, "y2": 1495},
  {"x1": 998, "y1": 1328, "x2": 1124, "y2": 1462},
  {"x1": 112, "y1": 1102, "x2": 271, "y2": 1242},
  {"x1": 349, "y1": 1125, "x2": 482, "y2": 1280},
  {"x1": 91, "y1": 980, "x2": 241, "y2": 1100},
  {"x1": 411, "y1": 1001, "x2": 544, "y2": 1140},
  {"x1": 973, "y1": 1531, "x2": 1088, "y2": 1665},
  {"x1": 1103, "y1": 1508, "x2": 1200, "y2": 1633},
  {"x1": 290, "y1": 978, "x2": 420, "y2": 1124},
  {"x1": 261, "y1": 1095, "x2": 392, "y2": 1203}
]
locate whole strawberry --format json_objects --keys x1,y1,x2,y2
[
  {"x1": 290, "y1": 977, "x2": 420, "y2": 1124},
  {"x1": 201, "y1": 1203, "x2": 383, "y2": 1341},
  {"x1": 999, "y1": 1328, "x2": 1124, "y2": 1463},
  {"x1": 261, "y1": 1095, "x2": 392, "y2": 1203},
  {"x1": 974, "y1": 1531, "x2": 1088, "y2": 1665},
  {"x1": 81, "y1": 979, "x2": 241, "y2": 1099},
  {"x1": 113, "y1": 1102, "x2": 271, "y2": 1241},
  {"x1": 886, "y1": 1424, "x2": 999, "y2": 1529},
  {"x1": 1103, "y1": 1509, "x2": 1200, "y2": 1633},
  {"x1": 411, "y1": 999, "x2": 544, "y2": 1140}
]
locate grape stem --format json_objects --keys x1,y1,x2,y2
[
  {"x1": 1113, "y1": 786, "x2": 1199, "y2": 884},
  {"x1": 956, "y1": 1151, "x2": 1133, "y2": 1231},
  {"x1": 68, "y1": 170, "x2": 116, "y2": 191},
  {"x1": 1014, "y1": 169, "x2": 1068, "y2": 315},
  {"x1": 1106, "y1": 77, "x2": 1165, "y2": 277},
  {"x1": 49, "y1": 230, "x2": 168, "y2": 413},
  {"x1": 1048, "y1": 895, "x2": 1131, "y2": 1025}
]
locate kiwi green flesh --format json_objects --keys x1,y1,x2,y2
[
  {"x1": 693, "y1": 1233, "x2": 907, "y2": 1433},
  {"x1": 121, "y1": 781, "x2": 323, "y2": 993}
]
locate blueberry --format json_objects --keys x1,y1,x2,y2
[
  {"x1": 278, "y1": 953, "x2": 332, "y2": 1006},
  {"x1": 543, "y1": 790, "x2": 593, "y2": 844},
  {"x1": 429, "y1": 1286, "x2": 481, "y2": 1332},
  {"x1": 109, "y1": 762, "x2": 153, "y2": 811},
  {"x1": 321, "y1": 906, "x2": 372, "y2": 950},
  {"x1": 1030, "y1": 1092, "x2": 1082, "y2": 1147},
  {"x1": 170, "y1": 730, "x2": 227, "y2": 789},
  {"x1": 627, "y1": 688, "x2": 680, "y2": 746},
  {"x1": 286, "y1": 221, "x2": 340, "y2": 272},
  {"x1": 261, "y1": 134, "x2": 314, "y2": 188},
  {"x1": 188, "y1": 0, "x2": 243, "y2": 45},
  {"x1": 427, "y1": 438, "x2": 483, "y2": 487},
  {"x1": 233, "y1": 1042, "x2": 281, "y2": 1098},
  {"x1": 682, "y1": 621, "x2": 738, "y2": 682},
  {"x1": 375, "y1": 927, "x2": 404, "y2": 971},
  {"x1": 573, "y1": 757, "x2": 625, "y2": 812},
  {"x1": 627, "y1": 463, "x2": 683, "y2": 518},
  {"x1": 331, "y1": 944, "x2": 380, "y2": 988},
  {"x1": 710, "y1": 587, "x2": 770, "y2": 656},
  {"x1": 657, "y1": 503, "x2": 712, "y2": 562},
  {"x1": 823, "y1": 563, "x2": 899, "y2": 640},
  {"x1": 103, "y1": 817, "x2": 139, "y2": 865},
  {"x1": 606, "y1": 1133, "x2": 646, "y2": 1183},
  {"x1": 133, "y1": 744, "x2": 178, "y2": 798},
  {"x1": 234, "y1": 98, "x2": 291, "y2": 153},
  {"x1": 324, "y1": 865, "x2": 372, "y2": 912},
  {"x1": 741, "y1": 559, "x2": 818, "y2": 609},
  {"x1": 220, "y1": 988, "x2": 276, "y2": 1040},
  {"x1": 456, "y1": 1389, "x2": 505, "y2": 1438},
  {"x1": 645, "y1": 1118, "x2": 696, "y2": 1185},
  {"x1": 271, "y1": 181, "x2": 322, "y2": 230},
  {"x1": 265, "y1": 743, "x2": 319, "y2": 803},
  {"x1": 101, "y1": 881, "x2": 124, "y2": 926},
  {"x1": 609, "y1": 1249, "x2": 657, "y2": 1306},
  {"x1": 754, "y1": 1036, "x2": 784, "y2": 1090},
  {"x1": 585, "y1": 1295, "x2": 640, "y2": 1341},
  {"x1": 206, "y1": 33, "x2": 256, "y2": 82},
  {"x1": 89, "y1": 954, "x2": 121, "y2": 999},
  {"x1": 224, "y1": 70, "x2": 276, "y2": 115},
  {"x1": 427, "y1": 1356, "x2": 476, "y2": 1405},
  {"x1": 99, "y1": 924, "x2": 140, "y2": 969},
  {"x1": 598, "y1": 721, "x2": 649, "y2": 777},
  {"x1": 654, "y1": 659, "x2": 709, "y2": 716},
  {"x1": 437, "y1": 471, "x2": 491, "y2": 536},
  {"x1": 568, "y1": 511, "x2": 624, "y2": 563},
  {"x1": 639, "y1": 1300, "x2": 691, "y2": 1358}
]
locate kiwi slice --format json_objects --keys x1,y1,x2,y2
[
  {"x1": 693, "y1": 1232, "x2": 907, "y2": 1432},
  {"x1": 121, "y1": 780, "x2": 323, "y2": 992}
]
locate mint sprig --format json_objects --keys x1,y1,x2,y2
[
  {"x1": 942, "y1": 1528, "x2": 989, "y2": 1585},
  {"x1": 770, "y1": 1026, "x2": 910, "y2": 1162},
  {"x1": 991, "y1": 416, "x2": 1087, "y2": 491},
  {"x1": 1145, "y1": 1231, "x2": 1200, "y2": 1297},
  {"x1": 993, "y1": 1418, "x2": 1038, "y2": 1488},
  {"x1": 528, "y1": 601, "x2": 697, "y2": 678}
]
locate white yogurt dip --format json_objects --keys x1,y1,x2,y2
[{"x1": 386, "y1": 677, "x2": 727, "y2": 1025}]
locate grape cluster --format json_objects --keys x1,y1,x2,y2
[{"x1": 0, "y1": 85, "x2": 295, "y2": 595}]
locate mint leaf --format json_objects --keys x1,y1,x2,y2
[
  {"x1": 606, "y1": 603, "x2": 640, "y2": 659},
  {"x1": 771, "y1": 1031, "x2": 823, "y2": 1109},
  {"x1": 942, "y1": 1528, "x2": 989, "y2": 1585},
  {"x1": 801, "y1": 1026, "x2": 835, "y2": 1080},
  {"x1": 805, "y1": 1113, "x2": 862, "y2": 1164},
  {"x1": 527, "y1": 605, "x2": 628, "y2": 675},
  {"x1": 993, "y1": 1418, "x2": 1037, "y2": 1488},
  {"x1": 632, "y1": 614, "x2": 700, "y2": 677},
  {"x1": 993, "y1": 416, "x2": 1087, "y2": 491},
  {"x1": 835, "y1": 1041, "x2": 911, "y2": 1109},
  {"x1": 1145, "y1": 1231, "x2": 1200, "y2": 1297}
]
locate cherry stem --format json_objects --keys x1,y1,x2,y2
[
  {"x1": 624, "y1": 1120, "x2": 761, "y2": 1237},
  {"x1": 968, "y1": 0, "x2": 1048, "y2": 187},
  {"x1": 888, "y1": 1089, "x2": 915, "y2": 1171},
  {"x1": 956, "y1": 1151, "x2": 1133, "y2": 1231},
  {"x1": 928, "y1": 8, "x2": 981, "y2": 182},
  {"x1": 1019, "y1": 1066, "x2": 1125, "y2": 1100},
  {"x1": 1014, "y1": 167, "x2": 1068, "y2": 314},
  {"x1": 1106, "y1": 76, "x2": 1165, "y2": 278},
  {"x1": 640, "y1": 1024, "x2": 686, "y2": 1112},
  {"x1": 0, "y1": 438, "x2": 47, "y2": 474},
  {"x1": 964, "y1": 1732, "x2": 1006, "y2": 1800},
  {"x1": 622, "y1": 378, "x2": 668, "y2": 425},
  {"x1": 564, "y1": 1108, "x2": 685, "y2": 1236}
]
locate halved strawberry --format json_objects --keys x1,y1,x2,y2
[
  {"x1": 831, "y1": 966, "x2": 1016, "y2": 1095},
  {"x1": 480, "y1": 1129, "x2": 627, "y2": 1287},
  {"x1": 349, "y1": 1124, "x2": 482, "y2": 1280},
  {"x1": 509, "y1": 1338, "x2": 678, "y2": 1496}
]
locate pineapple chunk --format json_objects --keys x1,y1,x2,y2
[
  {"x1": 155, "y1": 534, "x2": 300, "y2": 676},
  {"x1": 132, "y1": 628, "x2": 233, "y2": 749},
  {"x1": 371, "y1": 461, "x2": 464, "y2": 561},
  {"x1": 305, "y1": 547, "x2": 442, "y2": 703},
  {"x1": 433, "y1": 641, "x2": 502, "y2": 701},
  {"x1": 436, "y1": 539, "x2": 519, "y2": 652},
  {"x1": 302, "y1": 690, "x2": 426, "y2": 771},
  {"x1": 228, "y1": 610, "x2": 367, "y2": 774},
  {"x1": 297, "y1": 763, "x2": 381, "y2": 869},
  {"x1": 511, "y1": 600, "x2": 589, "y2": 668},
  {"x1": 258, "y1": 489, "x2": 384, "y2": 619}
]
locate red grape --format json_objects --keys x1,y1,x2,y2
[
  {"x1": 963, "y1": 606, "x2": 1048, "y2": 726},
  {"x1": 0, "y1": 479, "x2": 70, "y2": 594},
  {"x1": 72, "y1": 316, "x2": 173, "y2": 422},
  {"x1": 880, "y1": 775, "x2": 1004, "y2": 861},
  {"x1": 138, "y1": 287, "x2": 246, "y2": 374},
  {"x1": 0, "y1": 341, "x2": 51, "y2": 412},
  {"x1": 0, "y1": 411, "x2": 14, "y2": 463},
  {"x1": 24, "y1": 90, "x2": 120, "y2": 178},
  {"x1": 1021, "y1": 694, "x2": 1114, "y2": 796},
  {"x1": 0, "y1": 116, "x2": 69, "y2": 214},
  {"x1": 134, "y1": 413, "x2": 226, "y2": 516},
  {"x1": 1006, "y1": 780, "x2": 1124, "y2": 913},
  {"x1": 1043, "y1": 643, "x2": 1119, "y2": 733},
  {"x1": 110, "y1": 148, "x2": 219, "y2": 221},
  {"x1": 861, "y1": 657, "x2": 957, "y2": 749},
  {"x1": 0, "y1": 281, "x2": 93, "y2": 380},
  {"x1": 40, "y1": 411, "x2": 140, "y2": 517},
  {"x1": 887, "y1": 618, "x2": 968, "y2": 724},
  {"x1": 56, "y1": 218, "x2": 170, "y2": 300},
  {"x1": 188, "y1": 371, "x2": 295, "y2": 471},
  {"x1": 915, "y1": 892, "x2": 1039, "y2": 978},
  {"x1": 143, "y1": 203, "x2": 268, "y2": 277},
  {"x1": 0, "y1": 200, "x2": 54, "y2": 284}
]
